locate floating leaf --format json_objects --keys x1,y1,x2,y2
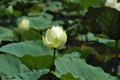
[
  {"x1": 0, "y1": 26, "x2": 13, "y2": 40},
  {"x1": 55, "y1": 57, "x2": 117, "y2": 80},
  {"x1": 0, "y1": 40, "x2": 53, "y2": 57},
  {"x1": 47, "y1": 1, "x2": 63, "y2": 12},
  {"x1": 0, "y1": 54, "x2": 29, "y2": 76},
  {"x1": 2, "y1": 69, "x2": 49, "y2": 80},
  {"x1": 61, "y1": 73, "x2": 81, "y2": 80},
  {"x1": 13, "y1": 69, "x2": 48, "y2": 80},
  {"x1": 0, "y1": 54, "x2": 49, "y2": 80},
  {"x1": 22, "y1": 29, "x2": 41, "y2": 40},
  {"x1": 20, "y1": 55, "x2": 52, "y2": 70}
]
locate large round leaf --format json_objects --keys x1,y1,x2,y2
[
  {"x1": 20, "y1": 55, "x2": 52, "y2": 70},
  {"x1": 0, "y1": 54, "x2": 49, "y2": 80},
  {"x1": 0, "y1": 54, "x2": 29, "y2": 76},
  {"x1": 0, "y1": 40, "x2": 53, "y2": 57},
  {"x1": 0, "y1": 26, "x2": 13, "y2": 40},
  {"x1": 55, "y1": 57, "x2": 117, "y2": 80}
]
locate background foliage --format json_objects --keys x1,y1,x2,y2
[{"x1": 0, "y1": 0, "x2": 119, "y2": 80}]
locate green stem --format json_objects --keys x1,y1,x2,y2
[
  {"x1": 85, "y1": 34, "x2": 88, "y2": 42},
  {"x1": 53, "y1": 48, "x2": 56, "y2": 67},
  {"x1": 115, "y1": 12, "x2": 120, "y2": 76},
  {"x1": 49, "y1": 48, "x2": 56, "y2": 72},
  {"x1": 18, "y1": 34, "x2": 23, "y2": 41},
  {"x1": 115, "y1": 39, "x2": 119, "y2": 76}
]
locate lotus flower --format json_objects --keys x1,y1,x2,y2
[
  {"x1": 18, "y1": 19, "x2": 29, "y2": 34},
  {"x1": 105, "y1": 0, "x2": 120, "y2": 11},
  {"x1": 42, "y1": 26, "x2": 67, "y2": 49},
  {"x1": 105, "y1": 0, "x2": 117, "y2": 8}
]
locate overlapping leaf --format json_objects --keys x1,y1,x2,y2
[
  {"x1": 0, "y1": 40, "x2": 53, "y2": 57},
  {"x1": 0, "y1": 51, "x2": 49, "y2": 80},
  {"x1": 0, "y1": 27, "x2": 13, "y2": 40},
  {"x1": 55, "y1": 57, "x2": 117, "y2": 80}
]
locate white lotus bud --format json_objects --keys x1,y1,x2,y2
[
  {"x1": 42, "y1": 26, "x2": 67, "y2": 49},
  {"x1": 115, "y1": 3, "x2": 120, "y2": 11},
  {"x1": 6, "y1": 5, "x2": 13, "y2": 14},
  {"x1": 105, "y1": 0, "x2": 117, "y2": 8},
  {"x1": 18, "y1": 19, "x2": 29, "y2": 34}
]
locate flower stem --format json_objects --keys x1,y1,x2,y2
[
  {"x1": 115, "y1": 39, "x2": 118, "y2": 76},
  {"x1": 49, "y1": 48, "x2": 56, "y2": 72},
  {"x1": 18, "y1": 34, "x2": 23, "y2": 41},
  {"x1": 114, "y1": 12, "x2": 120, "y2": 76}
]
